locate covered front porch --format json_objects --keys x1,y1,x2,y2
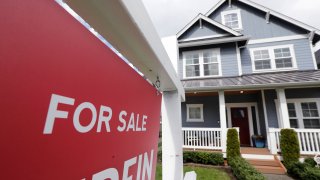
[{"x1": 181, "y1": 70, "x2": 320, "y2": 156}]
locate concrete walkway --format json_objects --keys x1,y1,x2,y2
[{"x1": 264, "y1": 174, "x2": 294, "y2": 180}]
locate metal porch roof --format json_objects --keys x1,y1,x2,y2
[{"x1": 182, "y1": 70, "x2": 320, "y2": 91}]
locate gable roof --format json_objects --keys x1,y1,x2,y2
[
  {"x1": 205, "y1": 0, "x2": 320, "y2": 43},
  {"x1": 176, "y1": 13, "x2": 242, "y2": 38}
]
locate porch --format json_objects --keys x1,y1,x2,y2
[{"x1": 182, "y1": 127, "x2": 320, "y2": 156}]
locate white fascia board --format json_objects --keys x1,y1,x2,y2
[
  {"x1": 64, "y1": 0, "x2": 185, "y2": 100},
  {"x1": 205, "y1": 0, "x2": 226, "y2": 16},
  {"x1": 239, "y1": 0, "x2": 320, "y2": 35},
  {"x1": 178, "y1": 36, "x2": 250, "y2": 48},
  {"x1": 177, "y1": 14, "x2": 241, "y2": 39},
  {"x1": 200, "y1": 14, "x2": 242, "y2": 36}
]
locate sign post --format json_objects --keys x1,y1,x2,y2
[{"x1": 0, "y1": 1, "x2": 161, "y2": 179}]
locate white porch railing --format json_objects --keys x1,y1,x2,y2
[
  {"x1": 182, "y1": 127, "x2": 239, "y2": 150},
  {"x1": 269, "y1": 128, "x2": 320, "y2": 155}
]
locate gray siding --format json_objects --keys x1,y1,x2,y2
[
  {"x1": 182, "y1": 96, "x2": 220, "y2": 128},
  {"x1": 179, "y1": 21, "x2": 229, "y2": 41},
  {"x1": 241, "y1": 39, "x2": 315, "y2": 74},
  {"x1": 264, "y1": 90, "x2": 278, "y2": 128},
  {"x1": 208, "y1": 1, "x2": 307, "y2": 39},
  {"x1": 178, "y1": 43, "x2": 239, "y2": 79},
  {"x1": 264, "y1": 88, "x2": 320, "y2": 128}
]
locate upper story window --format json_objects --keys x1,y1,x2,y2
[
  {"x1": 183, "y1": 49, "x2": 221, "y2": 78},
  {"x1": 221, "y1": 9, "x2": 243, "y2": 30},
  {"x1": 250, "y1": 45, "x2": 297, "y2": 73}
]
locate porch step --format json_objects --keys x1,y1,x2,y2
[
  {"x1": 247, "y1": 158, "x2": 286, "y2": 175},
  {"x1": 254, "y1": 165, "x2": 286, "y2": 175},
  {"x1": 248, "y1": 159, "x2": 280, "y2": 167}
]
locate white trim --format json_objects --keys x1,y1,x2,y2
[
  {"x1": 178, "y1": 34, "x2": 229, "y2": 43},
  {"x1": 275, "y1": 98, "x2": 320, "y2": 129},
  {"x1": 186, "y1": 104, "x2": 204, "y2": 122},
  {"x1": 221, "y1": 9, "x2": 243, "y2": 30},
  {"x1": 276, "y1": 89, "x2": 290, "y2": 128},
  {"x1": 309, "y1": 42, "x2": 318, "y2": 70},
  {"x1": 205, "y1": 0, "x2": 226, "y2": 17},
  {"x1": 249, "y1": 44, "x2": 298, "y2": 73},
  {"x1": 248, "y1": 34, "x2": 308, "y2": 45},
  {"x1": 205, "y1": 0, "x2": 320, "y2": 41},
  {"x1": 265, "y1": 11, "x2": 270, "y2": 24},
  {"x1": 219, "y1": 91, "x2": 227, "y2": 152},
  {"x1": 261, "y1": 90, "x2": 271, "y2": 149},
  {"x1": 242, "y1": 154, "x2": 275, "y2": 160},
  {"x1": 178, "y1": 36, "x2": 249, "y2": 48},
  {"x1": 200, "y1": 15, "x2": 242, "y2": 36},
  {"x1": 236, "y1": 42, "x2": 242, "y2": 76},
  {"x1": 177, "y1": 14, "x2": 242, "y2": 38},
  {"x1": 182, "y1": 48, "x2": 222, "y2": 78},
  {"x1": 226, "y1": 103, "x2": 261, "y2": 146}
]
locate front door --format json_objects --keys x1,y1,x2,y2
[{"x1": 231, "y1": 107, "x2": 251, "y2": 146}]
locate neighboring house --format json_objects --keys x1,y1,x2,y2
[{"x1": 176, "y1": 0, "x2": 320, "y2": 156}]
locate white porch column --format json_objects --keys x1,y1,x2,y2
[
  {"x1": 161, "y1": 91, "x2": 183, "y2": 180},
  {"x1": 219, "y1": 90, "x2": 227, "y2": 152},
  {"x1": 276, "y1": 89, "x2": 290, "y2": 128}
]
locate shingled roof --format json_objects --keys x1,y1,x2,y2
[{"x1": 183, "y1": 70, "x2": 320, "y2": 91}]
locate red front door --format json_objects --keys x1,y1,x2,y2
[{"x1": 231, "y1": 107, "x2": 251, "y2": 146}]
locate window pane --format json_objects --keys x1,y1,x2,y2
[
  {"x1": 290, "y1": 119, "x2": 298, "y2": 128},
  {"x1": 224, "y1": 13, "x2": 239, "y2": 29},
  {"x1": 287, "y1": 103, "x2": 296, "y2": 117},
  {"x1": 186, "y1": 65, "x2": 200, "y2": 77},
  {"x1": 301, "y1": 102, "x2": 319, "y2": 117},
  {"x1": 203, "y1": 52, "x2": 218, "y2": 63},
  {"x1": 274, "y1": 48, "x2": 291, "y2": 58},
  {"x1": 189, "y1": 107, "x2": 201, "y2": 119},
  {"x1": 253, "y1": 50, "x2": 269, "y2": 60},
  {"x1": 204, "y1": 63, "x2": 219, "y2": 76},
  {"x1": 186, "y1": 54, "x2": 199, "y2": 65},
  {"x1": 304, "y1": 119, "x2": 320, "y2": 129},
  {"x1": 275, "y1": 58, "x2": 293, "y2": 68},
  {"x1": 255, "y1": 60, "x2": 271, "y2": 70}
]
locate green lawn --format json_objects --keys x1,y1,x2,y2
[{"x1": 156, "y1": 163, "x2": 230, "y2": 180}]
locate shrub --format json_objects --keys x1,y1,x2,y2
[
  {"x1": 227, "y1": 128, "x2": 240, "y2": 160},
  {"x1": 287, "y1": 161, "x2": 320, "y2": 180},
  {"x1": 280, "y1": 129, "x2": 300, "y2": 167},
  {"x1": 304, "y1": 158, "x2": 317, "y2": 167},
  {"x1": 228, "y1": 156, "x2": 266, "y2": 180},
  {"x1": 157, "y1": 149, "x2": 162, "y2": 162},
  {"x1": 183, "y1": 151, "x2": 224, "y2": 165}
]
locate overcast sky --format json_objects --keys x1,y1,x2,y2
[{"x1": 142, "y1": 0, "x2": 320, "y2": 38}]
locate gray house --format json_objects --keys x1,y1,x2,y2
[{"x1": 177, "y1": 0, "x2": 320, "y2": 157}]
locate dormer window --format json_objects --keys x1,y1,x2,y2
[{"x1": 221, "y1": 9, "x2": 242, "y2": 30}]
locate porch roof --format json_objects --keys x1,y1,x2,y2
[{"x1": 182, "y1": 70, "x2": 320, "y2": 91}]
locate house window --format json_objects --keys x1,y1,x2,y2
[
  {"x1": 221, "y1": 9, "x2": 242, "y2": 30},
  {"x1": 301, "y1": 102, "x2": 320, "y2": 129},
  {"x1": 250, "y1": 45, "x2": 297, "y2": 72},
  {"x1": 183, "y1": 49, "x2": 221, "y2": 78},
  {"x1": 283, "y1": 99, "x2": 320, "y2": 129},
  {"x1": 187, "y1": 104, "x2": 204, "y2": 122},
  {"x1": 287, "y1": 103, "x2": 298, "y2": 128}
]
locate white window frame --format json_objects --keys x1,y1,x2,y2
[
  {"x1": 186, "y1": 104, "x2": 204, "y2": 122},
  {"x1": 275, "y1": 98, "x2": 320, "y2": 129},
  {"x1": 221, "y1": 9, "x2": 243, "y2": 30},
  {"x1": 250, "y1": 44, "x2": 297, "y2": 73},
  {"x1": 182, "y1": 49, "x2": 221, "y2": 79}
]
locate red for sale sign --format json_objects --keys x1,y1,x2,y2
[{"x1": 0, "y1": 1, "x2": 161, "y2": 179}]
